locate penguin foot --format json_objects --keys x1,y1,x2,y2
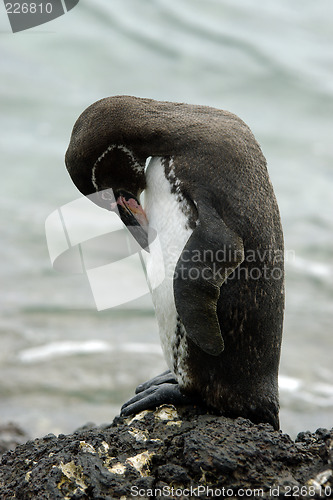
[
  {"x1": 120, "y1": 374, "x2": 193, "y2": 417},
  {"x1": 135, "y1": 370, "x2": 177, "y2": 394}
]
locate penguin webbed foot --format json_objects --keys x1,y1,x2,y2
[
  {"x1": 120, "y1": 370, "x2": 192, "y2": 417},
  {"x1": 135, "y1": 369, "x2": 177, "y2": 394}
]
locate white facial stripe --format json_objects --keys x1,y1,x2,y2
[
  {"x1": 91, "y1": 144, "x2": 144, "y2": 191},
  {"x1": 91, "y1": 145, "x2": 115, "y2": 191}
]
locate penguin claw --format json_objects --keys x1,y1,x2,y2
[
  {"x1": 120, "y1": 382, "x2": 192, "y2": 417},
  {"x1": 135, "y1": 370, "x2": 177, "y2": 394}
]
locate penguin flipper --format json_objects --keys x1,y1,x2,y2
[{"x1": 174, "y1": 200, "x2": 244, "y2": 356}]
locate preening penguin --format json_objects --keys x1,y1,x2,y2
[{"x1": 65, "y1": 96, "x2": 284, "y2": 430}]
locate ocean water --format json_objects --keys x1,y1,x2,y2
[{"x1": 0, "y1": 0, "x2": 332, "y2": 439}]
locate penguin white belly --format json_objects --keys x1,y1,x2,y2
[{"x1": 144, "y1": 157, "x2": 193, "y2": 387}]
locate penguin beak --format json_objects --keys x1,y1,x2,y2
[{"x1": 113, "y1": 194, "x2": 150, "y2": 252}]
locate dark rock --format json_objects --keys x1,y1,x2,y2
[{"x1": 0, "y1": 405, "x2": 332, "y2": 499}]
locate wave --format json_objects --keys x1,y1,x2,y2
[
  {"x1": 279, "y1": 375, "x2": 333, "y2": 408},
  {"x1": 287, "y1": 256, "x2": 333, "y2": 284},
  {"x1": 17, "y1": 341, "x2": 162, "y2": 363}
]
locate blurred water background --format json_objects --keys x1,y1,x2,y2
[{"x1": 0, "y1": 0, "x2": 332, "y2": 440}]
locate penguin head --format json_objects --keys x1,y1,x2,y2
[{"x1": 65, "y1": 101, "x2": 149, "y2": 250}]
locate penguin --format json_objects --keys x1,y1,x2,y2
[{"x1": 65, "y1": 96, "x2": 284, "y2": 430}]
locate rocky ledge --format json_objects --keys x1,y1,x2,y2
[{"x1": 0, "y1": 406, "x2": 332, "y2": 499}]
